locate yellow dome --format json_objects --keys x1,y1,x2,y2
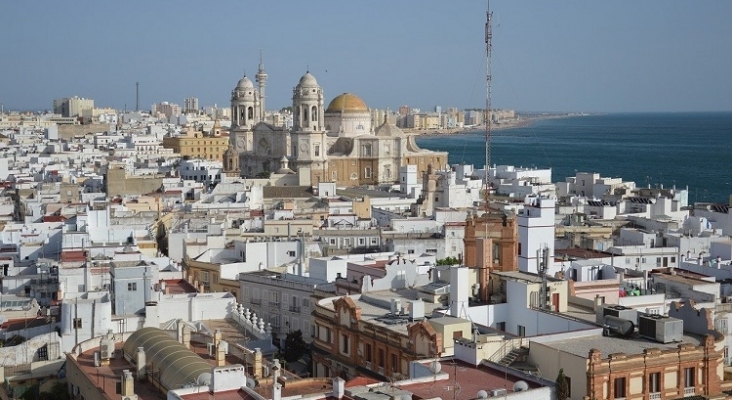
[{"x1": 326, "y1": 93, "x2": 368, "y2": 113}]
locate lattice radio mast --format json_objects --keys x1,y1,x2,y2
[{"x1": 484, "y1": 2, "x2": 493, "y2": 208}]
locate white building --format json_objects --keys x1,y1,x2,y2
[
  {"x1": 179, "y1": 158, "x2": 224, "y2": 189},
  {"x1": 517, "y1": 196, "x2": 557, "y2": 276}
]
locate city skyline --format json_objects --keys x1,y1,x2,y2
[{"x1": 2, "y1": 0, "x2": 731, "y2": 113}]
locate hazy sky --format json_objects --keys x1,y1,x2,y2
[{"x1": 2, "y1": 1, "x2": 731, "y2": 113}]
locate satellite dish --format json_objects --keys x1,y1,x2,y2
[
  {"x1": 513, "y1": 381, "x2": 529, "y2": 392},
  {"x1": 477, "y1": 390, "x2": 488, "y2": 399},
  {"x1": 246, "y1": 377, "x2": 257, "y2": 388},
  {"x1": 429, "y1": 361, "x2": 441, "y2": 374}
]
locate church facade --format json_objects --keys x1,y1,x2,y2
[{"x1": 226, "y1": 63, "x2": 447, "y2": 187}]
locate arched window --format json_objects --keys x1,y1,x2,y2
[
  {"x1": 303, "y1": 106, "x2": 309, "y2": 123},
  {"x1": 248, "y1": 107, "x2": 254, "y2": 119},
  {"x1": 311, "y1": 106, "x2": 317, "y2": 121}
]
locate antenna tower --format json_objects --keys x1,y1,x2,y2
[
  {"x1": 136, "y1": 82, "x2": 140, "y2": 112},
  {"x1": 483, "y1": 2, "x2": 493, "y2": 207}
]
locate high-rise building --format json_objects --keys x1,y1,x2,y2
[
  {"x1": 53, "y1": 96, "x2": 94, "y2": 118},
  {"x1": 183, "y1": 97, "x2": 199, "y2": 113},
  {"x1": 152, "y1": 102, "x2": 181, "y2": 119}
]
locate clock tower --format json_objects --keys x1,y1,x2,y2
[{"x1": 291, "y1": 71, "x2": 328, "y2": 186}]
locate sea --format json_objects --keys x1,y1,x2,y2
[{"x1": 415, "y1": 112, "x2": 732, "y2": 204}]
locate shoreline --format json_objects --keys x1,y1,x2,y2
[{"x1": 407, "y1": 114, "x2": 582, "y2": 137}]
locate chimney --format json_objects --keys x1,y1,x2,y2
[
  {"x1": 136, "y1": 347, "x2": 146, "y2": 380},
  {"x1": 272, "y1": 359, "x2": 282, "y2": 400},
  {"x1": 253, "y1": 348, "x2": 263, "y2": 378},
  {"x1": 594, "y1": 294, "x2": 603, "y2": 311},
  {"x1": 121, "y1": 369, "x2": 135, "y2": 396},
  {"x1": 176, "y1": 319, "x2": 184, "y2": 345},
  {"x1": 332, "y1": 377, "x2": 346, "y2": 399},
  {"x1": 272, "y1": 359, "x2": 281, "y2": 382},
  {"x1": 214, "y1": 330, "x2": 226, "y2": 367},
  {"x1": 182, "y1": 325, "x2": 191, "y2": 349}
]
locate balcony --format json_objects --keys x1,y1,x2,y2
[
  {"x1": 683, "y1": 387, "x2": 695, "y2": 396},
  {"x1": 269, "y1": 301, "x2": 281, "y2": 308},
  {"x1": 289, "y1": 305, "x2": 301, "y2": 313},
  {"x1": 649, "y1": 393, "x2": 661, "y2": 400},
  {"x1": 249, "y1": 298, "x2": 262, "y2": 305}
]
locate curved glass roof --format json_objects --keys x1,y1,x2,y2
[{"x1": 123, "y1": 327, "x2": 212, "y2": 390}]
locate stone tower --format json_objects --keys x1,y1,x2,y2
[
  {"x1": 291, "y1": 72, "x2": 328, "y2": 186},
  {"x1": 230, "y1": 74, "x2": 260, "y2": 154}
]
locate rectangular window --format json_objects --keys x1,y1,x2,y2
[
  {"x1": 648, "y1": 372, "x2": 660, "y2": 393},
  {"x1": 613, "y1": 377, "x2": 626, "y2": 399},
  {"x1": 341, "y1": 334, "x2": 350, "y2": 355},
  {"x1": 684, "y1": 367, "x2": 695, "y2": 388},
  {"x1": 128, "y1": 282, "x2": 137, "y2": 291},
  {"x1": 378, "y1": 349, "x2": 384, "y2": 367},
  {"x1": 314, "y1": 145, "x2": 320, "y2": 157},
  {"x1": 391, "y1": 353, "x2": 398, "y2": 372},
  {"x1": 287, "y1": 250, "x2": 296, "y2": 257},
  {"x1": 326, "y1": 328, "x2": 332, "y2": 344},
  {"x1": 517, "y1": 325, "x2": 526, "y2": 337},
  {"x1": 364, "y1": 167, "x2": 372, "y2": 178},
  {"x1": 73, "y1": 318, "x2": 82, "y2": 329},
  {"x1": 365, "y1": 343, "x2": 372, "y2": 362}
]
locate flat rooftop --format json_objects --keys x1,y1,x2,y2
[
  {"x1": 400, "y1": 360, "x2": 540, "y2": 400},
  {"x1": 163, "y1": 279, "x2": 198, "y2": 294},
  {"x1": 540, "y1": 332, "x2": 704, "y2": 358},
  {"x1": 493, "y1": 270, "x2": 562, "y2": 284}
]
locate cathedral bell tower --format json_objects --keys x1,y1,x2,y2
[
  {"x1": 291, "y1": 71, "x2": 328, "y2": 186},
  {"x1": 230, "y1": 74, "x2": 260, "y2": 154}
]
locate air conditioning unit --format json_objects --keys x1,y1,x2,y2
[
  {"x1": 638, "y1": 313, "x2": 683, "y2": 343},
  {"x1": 489, "y1": 388, "x2": 507, "y2": 397},
  {"x1": 596, "y1": 304, "x2": 637, "y2": 325},
  {"x1": 100, "y1": 344, "x2": 111, "y2": 360}
]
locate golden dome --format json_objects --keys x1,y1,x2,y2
[{"x1": 326, "y1": 93, "x2": 368, "y2": 113}]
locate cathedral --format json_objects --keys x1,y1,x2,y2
[{"x1": 224, "y1": 59, "x2": 447, "y2": 187}]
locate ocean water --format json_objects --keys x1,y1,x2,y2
[{"x1": 416, "y1": 112, "x2": 732, "y2": 204}]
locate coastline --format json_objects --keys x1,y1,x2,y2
[{"x1": 407, "y1": 114, "x2": 583, "y2": 137}]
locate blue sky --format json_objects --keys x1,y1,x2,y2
[{"x1": 2, "y1": 1, "x2": 731, "y2": 113}]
